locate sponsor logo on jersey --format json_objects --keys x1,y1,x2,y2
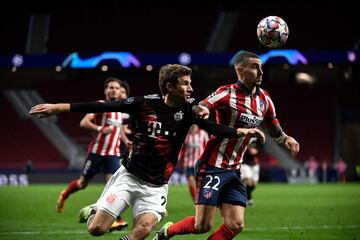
[
  {"x1": 144, "y1": 94, "x2": 160, "y2": 99},
  {"x1": 106, "y1": 118, "x2": 122, "y2": 127},
  {"x1": 148, "y1": 121, "x2": 162, "y2": 138},
  {"x1": 239, "y1": 113, "x2": 263, "y2": 126}
]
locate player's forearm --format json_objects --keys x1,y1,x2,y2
[
  {"x1": 70, "y1": 101, "x2": 122, "y2": 113},
  {"x1": 199, "y1": 101, "x2": 210, "y2": 109},
  {"x1": 267, "y1": 123, "x2": 287, "y2": 144},
  {"x1": 197, "y1": 119, "x2": 238, "y2": 137},
  {"x1": 120, "y1": 126, "x2": 131, "y2": 145},
  {"x1": 80, "y1": 119, "x2": 100, "y2": 132},
  {"x1": 53, "y1": 103, "x2": 71, "y2": 113}
]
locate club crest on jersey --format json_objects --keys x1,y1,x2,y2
[
  {"x1": 259, "y1": 100, "x2": 266, "y2": 112},
  {"x1": 203, "y1": 189, "x2": 213, "y2": 199},
  {"x1": 123, "y1": 97, "x2": 134, "y2": 104},
  {"x1": 106, "y1": 193, "x2": 117, "y2": 204},
  {"x1": 174, "y1": 111, "x2": 184, "y2": 121}
]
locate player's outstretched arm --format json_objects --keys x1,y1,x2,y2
[
  {"x1": 267, "y1": 123, "x2": 300, "y2": 158},
  {"x1": 30, "y1": 103, "x2": 70, "y2": 118},
  {"x1": 195, "y1": 117, "x2": 265, "y2": 143}
]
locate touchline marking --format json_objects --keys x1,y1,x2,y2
[
  {"x1": 0, "y1": 225, "x2": 358, "y2": 235},
  {"x1": 246, "y1": 225, "x2": 359, "y2": 231}
]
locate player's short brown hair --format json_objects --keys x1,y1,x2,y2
[
  {"x1": 104, "y1": 77, "x2": 130, "y2": 96},
  {"x1": 233, "y1": 51, "x2": 259, "y2": 66},
  {"x1": 158, "y1": 64, "x2": 192, "y2": 95},
  {"x1": 104, "y1": 77, "x2": 121, "y2": 88}
]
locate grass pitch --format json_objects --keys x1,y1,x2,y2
[{"x1": 0, "y1": 183, "x2": 359, "y2": 240}]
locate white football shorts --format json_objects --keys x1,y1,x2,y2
[
  {"x1": 241, "y1": 164, "x2": 260, "y2": 183},
  {"x1": 95, "y1": 166, "x2": 168, "y2": 222}
]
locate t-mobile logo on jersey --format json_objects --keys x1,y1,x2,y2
[{"x1": 147, "y1": 121, "x2": 162, "y2": 138}]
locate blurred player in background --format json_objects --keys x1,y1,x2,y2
[
  {"x1": 178, "y1": 124, "x2": 209, "y2": 201},
  {"x1": 154, "y1": 51, "x2": 299, "y2": 240},
  {"x1": 56, "y1": 77, "x2": 131, "y2": 231},
  {"x1": 241, "y1": 143, "x2": 261, "y2": 206},
  {"x1": 30, "y1": 64, "x2": 265, "y2": 240}
]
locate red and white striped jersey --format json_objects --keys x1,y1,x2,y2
[
  {"x1": 88, "y1": 100, "x2": 128, "y2": 156},
  {"x1": 200, "y1": 81, "x2": 279, "y2": 169},
  {"x1": 179, "y1": 129, "x2": 209, "y2": 168}
]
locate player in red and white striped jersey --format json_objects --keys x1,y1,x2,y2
[
  {"x1": 199, "y1": 76, "x2": 278, "y2": 170},
  {"x1": 179, "y1": 125, "x2": 209, "y2": 200},
  {"x1": 56, "y1": 78, "x2": 131, "y2": 231},
  {"x1": 87, "y1": 103, "x2": 129, "y2": 157},
  {"x1": 156, "y1": 51, "x2": 300, "y2": 240}
]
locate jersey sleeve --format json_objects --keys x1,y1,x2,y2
[
  {"x1": 263, "y1": 91, "x2": 280, "y2": 127},
  {"x1": 70, "y1": 96, "x2": 144, "y2": 114},
  {"x1": 192, "y1": 117, "x2": 237, "y2": 137},
  {"x1": 178, "y1": 141, "x2": 186, "y2": 161},
  {"x1": 201, "y1": 86, "x2": 230, "y2": 111}
]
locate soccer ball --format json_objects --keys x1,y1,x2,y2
[{"x1": 257, "y1": 16, "x2": 289, "y2": 48}]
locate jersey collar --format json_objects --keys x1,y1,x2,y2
[{"x1": 237, "y1": 80, "x2": 260, "y2": 96}]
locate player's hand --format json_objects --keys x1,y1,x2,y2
[
  {"x1": 125, "y1": 140, "x2": 133, "y2": 151},
  {"x1": 194, "y1": 105, "x2": 209, "y2": 119},
  {"x1": 237, "y1": 128, "x2": 265, "y2": 143},
  {"x1": 283, "y1": 136, "x2": 299, "y2": 158},
  {"x1": 29, "y1": 103, "x2": 58, "y2": 118},
  {"x1": 100, "y1": 126, "x2": 113, "y2": 134}
]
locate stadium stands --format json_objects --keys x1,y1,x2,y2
[{"x1": 0, "y1": 93, "x2": 68, "y2": 170}]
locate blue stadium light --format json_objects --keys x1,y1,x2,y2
[
  {"x1": 259, "y1": 49, "x2": 308, "y2": 65},
  {"x1": 229, "y1": 49, "x2": 308, "y2": 66},
  {"x1": 178, "y1": 52, "x2": 192, "y2": 65},
  {"x1": 61, "y1": 52, "x2": 141, "y2": 69},
  {"x1": 12, "y1": 54, "x2": 24, "y2": 67}
]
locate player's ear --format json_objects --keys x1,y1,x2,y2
[
  {"x1": 166, "y1": 82, "x2": 174, "y2": 92},
  {"x1": 235, "y1": 65, "x2": 243, "y2": 74}
]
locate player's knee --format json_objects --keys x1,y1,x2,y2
[
  {"x1": 132, "y1": 220, "x2": 154, "y2": 237},
  {"x1": 194, "y1": 222, "x2": 213, "y2": 233},
  {"x1": 88, "y1": 223, "x2": 107, "y2": 236},
  {"x1": 227, "y1": 220, "x2": 245, "y2": 233}
]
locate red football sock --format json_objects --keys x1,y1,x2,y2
[
  {"x1": 207, "y1": 224, "x2": 236, "y2": 240},
  {"x1": 62, "y1": 180, "x2": 80, "y2": 199},
  {"x1": 189, "y1": 184, "x2": 195, "y2": 200},
  {"x1": 167, "y1": 216, "x2": 196, "y2": 237}
]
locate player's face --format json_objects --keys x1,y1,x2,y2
[
  {"x1": 119, "y1": 87, "x2": 128, "y2": 100},
  {"x1": 105, "y1": 81, "x2": 122, "y2": 101},
  {"x1": 243, "y1": 57, "x2": 263, "y2": 87},
  {"x1": 170, "y1": 75, "x2": 193, "y2": 104}
]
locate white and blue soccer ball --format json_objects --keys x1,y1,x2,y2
[{"x1": 257, "y1": 16, "x2": 289, "y2": 48}]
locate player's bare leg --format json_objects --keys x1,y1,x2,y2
[
  {"x1": 87, "y1": 209, "x2": 115, "y2": 236},
  {"x1": 194, "y1": 204, "x2": 217, "y2": 233},
  {"x1": 121, "y1": 212, "x2": 158, "y2": 240},
  {"x1": 219, "y1": 203, "x2": 245, "y2": 233}
]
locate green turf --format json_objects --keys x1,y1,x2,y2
[{"x1": 0, "y1": 183, "x2": 359, "y2": 240}]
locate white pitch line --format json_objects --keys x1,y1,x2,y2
[
  {"x1": 245, "y1": 224, "x2": 359, "y2": 231},
  {"x1": 0, "y1": 225, "x2": 358, "y2": 235}
]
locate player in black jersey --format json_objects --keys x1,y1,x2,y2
[{"x1": 30, "y1": 64, "x2": 265, "y2": 240}]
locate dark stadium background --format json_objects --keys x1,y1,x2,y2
[{"x1": 0, "y1": 0, "x2": 359, "y2": 183}]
